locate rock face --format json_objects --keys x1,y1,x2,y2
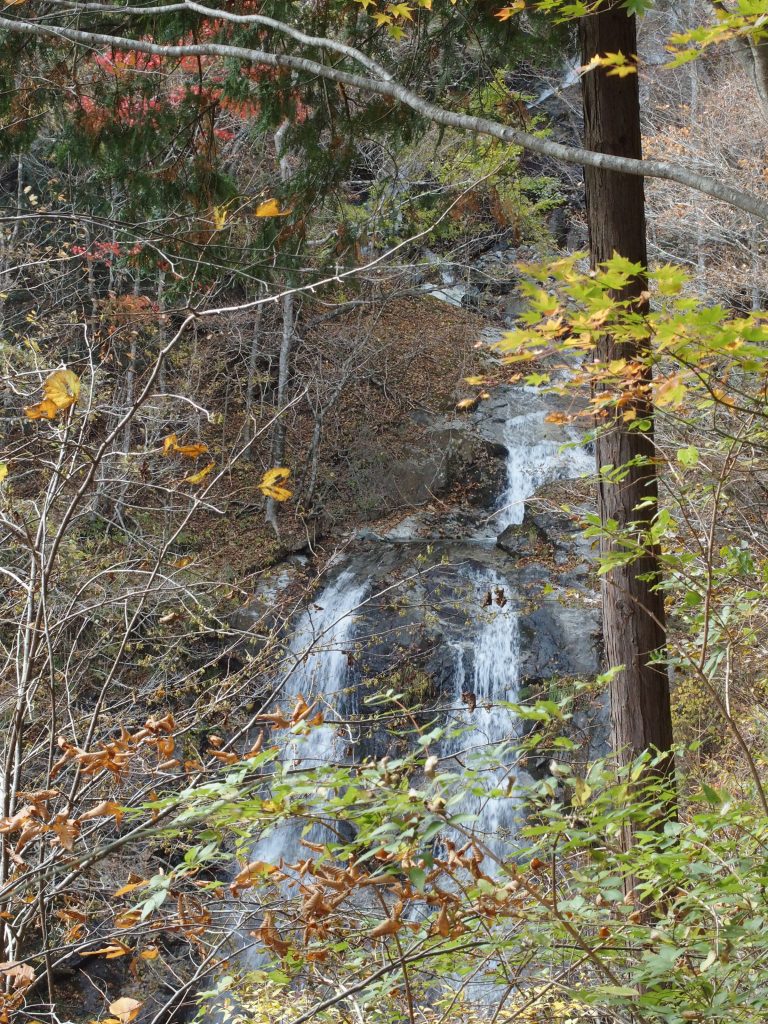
[{"x1": 249, "y1": 379, "x2": 604, "y2": 840}]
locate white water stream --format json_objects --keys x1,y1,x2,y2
[
  {"x1": 496, "y1": 407, "x2": 594, "y2": 529},
  {"x1": 442, "y1": 570, "x2": 522, "y2": 860},
  {"x1": 249, "y1": 569, "x2": 368, "y2": 868}
]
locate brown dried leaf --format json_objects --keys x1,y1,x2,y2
[
  {"x1": 370, "y1": 917, "x2": 402, "y2": 938},
  {"x1": 109, "y1": 997, "x2": 142, "y2": 1023},
  {"x1": 79, "y1": 800, "x2": 124, "y2": 826}
]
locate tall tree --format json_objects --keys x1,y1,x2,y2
[{"x1": 579, "y1": 3, "x2": 674, "y2": 773}]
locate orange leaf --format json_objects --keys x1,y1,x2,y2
[
  {"x1": 113, "y1": 880, "x2": 147, "y2": 898},
  {"x1": 495, "y1": 1, "x2": 524, "y2": 19},
  {"x1": 255, "y1": 198, "x2": 290, "y2": 217},
  {"x1": 81, "y1": 943, "x2": 133, "y2": 959},
  {"x1": 255, "y1": 911, "x2": 290, "y2": 955},
  {"x1": 175, "y1": 443, "x2": 208, "y2": 457},
  {"x1": 50, "y1": 815, "x2": 79, "y2": 851},
  {"x1": 25, "y1": 398, "x2": 59, "y2": 420}
]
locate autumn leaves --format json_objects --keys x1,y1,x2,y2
[
  {"x1": 18, "y1": 367, "x2": 293, "y2": 501},
  {"x1": 24, "y1": 368, "x2": 80, "y2": 420}
]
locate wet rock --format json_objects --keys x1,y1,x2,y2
[{"x1": 519, "y1": 600, "x2": 602, "y2": 681}]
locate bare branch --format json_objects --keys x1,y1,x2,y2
[{"x1": 0, "y1": 13, "x2": 766, "y2": 220}]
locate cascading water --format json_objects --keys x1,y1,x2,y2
[
  {"x1": 249, "y1": 568, "x2": 369, "y2": 868},
  {"x1": 441, "y1": 570, "x2": 521, "y2": 862},
  {"x1": 239, "y1": 388, "x2": 595, "y2": 991},
  {"x1": 497, "y1": 408, "x2": 594, "y2": 529}
]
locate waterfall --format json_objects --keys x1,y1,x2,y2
[
  {"x1": 442, "y1": 570, "x2": 521, "y2": 861},
  {"x1": 497, "y1": 409, "x2": 593, "y2": 530},
  {"x1": 248, "y1": 569, "x2": 369, "y2": 868}
]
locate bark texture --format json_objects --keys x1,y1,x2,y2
[{"x1": 579, "y1": 6, "x2": 674, "y2": 769}]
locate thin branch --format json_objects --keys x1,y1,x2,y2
[{"x1": 0, "y1": 14, "x2": 767, "y2": 220}]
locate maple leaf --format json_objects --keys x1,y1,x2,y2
[
  {"x1": 0, "y1": 463, "x2": 7, "y2": 484},
  {"x1": 372, "y1": 10, "x2": 392, "y2": 24},
  {"x1": 212, "y1": 205, "x2": 228, "y2": 230},
  {"x1": 388, "y1": 2, "x2": 413, "y2": 20},
  {"x1": 356, "y1": 0, "x2": 376, "y2": 8},
  {"x1": 25, "y1": 369, "x2": 81, "y2": 420},
  {"x1": 255, "y1": 198, "x2": 290, "y2": 217},
  {"x1": 258, "y1": 466, "x2": 293, "y2": 501},
  {"x1": 183, "y1": 462, "x2": 215, "y2": 485}
]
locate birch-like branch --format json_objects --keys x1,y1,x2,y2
[{"x1": 0, "y1": 12, "x2": 767, "y2": 220}]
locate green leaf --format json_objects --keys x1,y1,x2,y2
[{"x1": 677, "y1": 445, "x2": 699, "y2": 468}]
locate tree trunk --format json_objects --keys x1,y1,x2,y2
[{"x1": 579, "y1": 6, "x2": 674, "y2": 772}]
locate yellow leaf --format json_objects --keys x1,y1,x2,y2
[
  {"x1": 388, "y1": 2, "x2": 413, "y2": 19},
  {"x1": 25, "y1": 398, "x2": 59, "y2": 420},
  {"x1": 463, "y1": 376, "x2": 486, "y2": 385},
  {"x1": 162, "y1": 434, "x2": 179, "y2": 455},
  {"x1": 183, "y1": 462, "x2": 215, "y2": 485},
  {"x1": 258, "y1": 466, "x2": 293, "y2": 502},
  {"x1": 139, "y1": 946, "x2": 159, "y2": 960},
  {"x1": 255, "y1": 198, "x2": 290, "y2": 217},
  {"x1": 44, "y1": 369, "x2": 80, "y2": 410},
  {"x1": 171, "y1": 556, "x2": 193, "y2": 569},
  {"x1": 25, "y1": 369, "x2": 81, "y2": 420},
  {"x1": 495, "y1": 1, "x2": 525, "y2": 20},
  {"x1": 455, "y1": 397, "x2": 480, "y2": 413},
  {"x1": 0, "y1": 463, "x2": 7, "y2": 484},
  {"x1": 109, "y1": 997, "x2": 142, "y2": 1023},
  {"x1": 213, "y1": 205, "x2": 228, "y2": 230},
  {"x1": 372, "y1": 10, "x2": 392, "y2": 24}
]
